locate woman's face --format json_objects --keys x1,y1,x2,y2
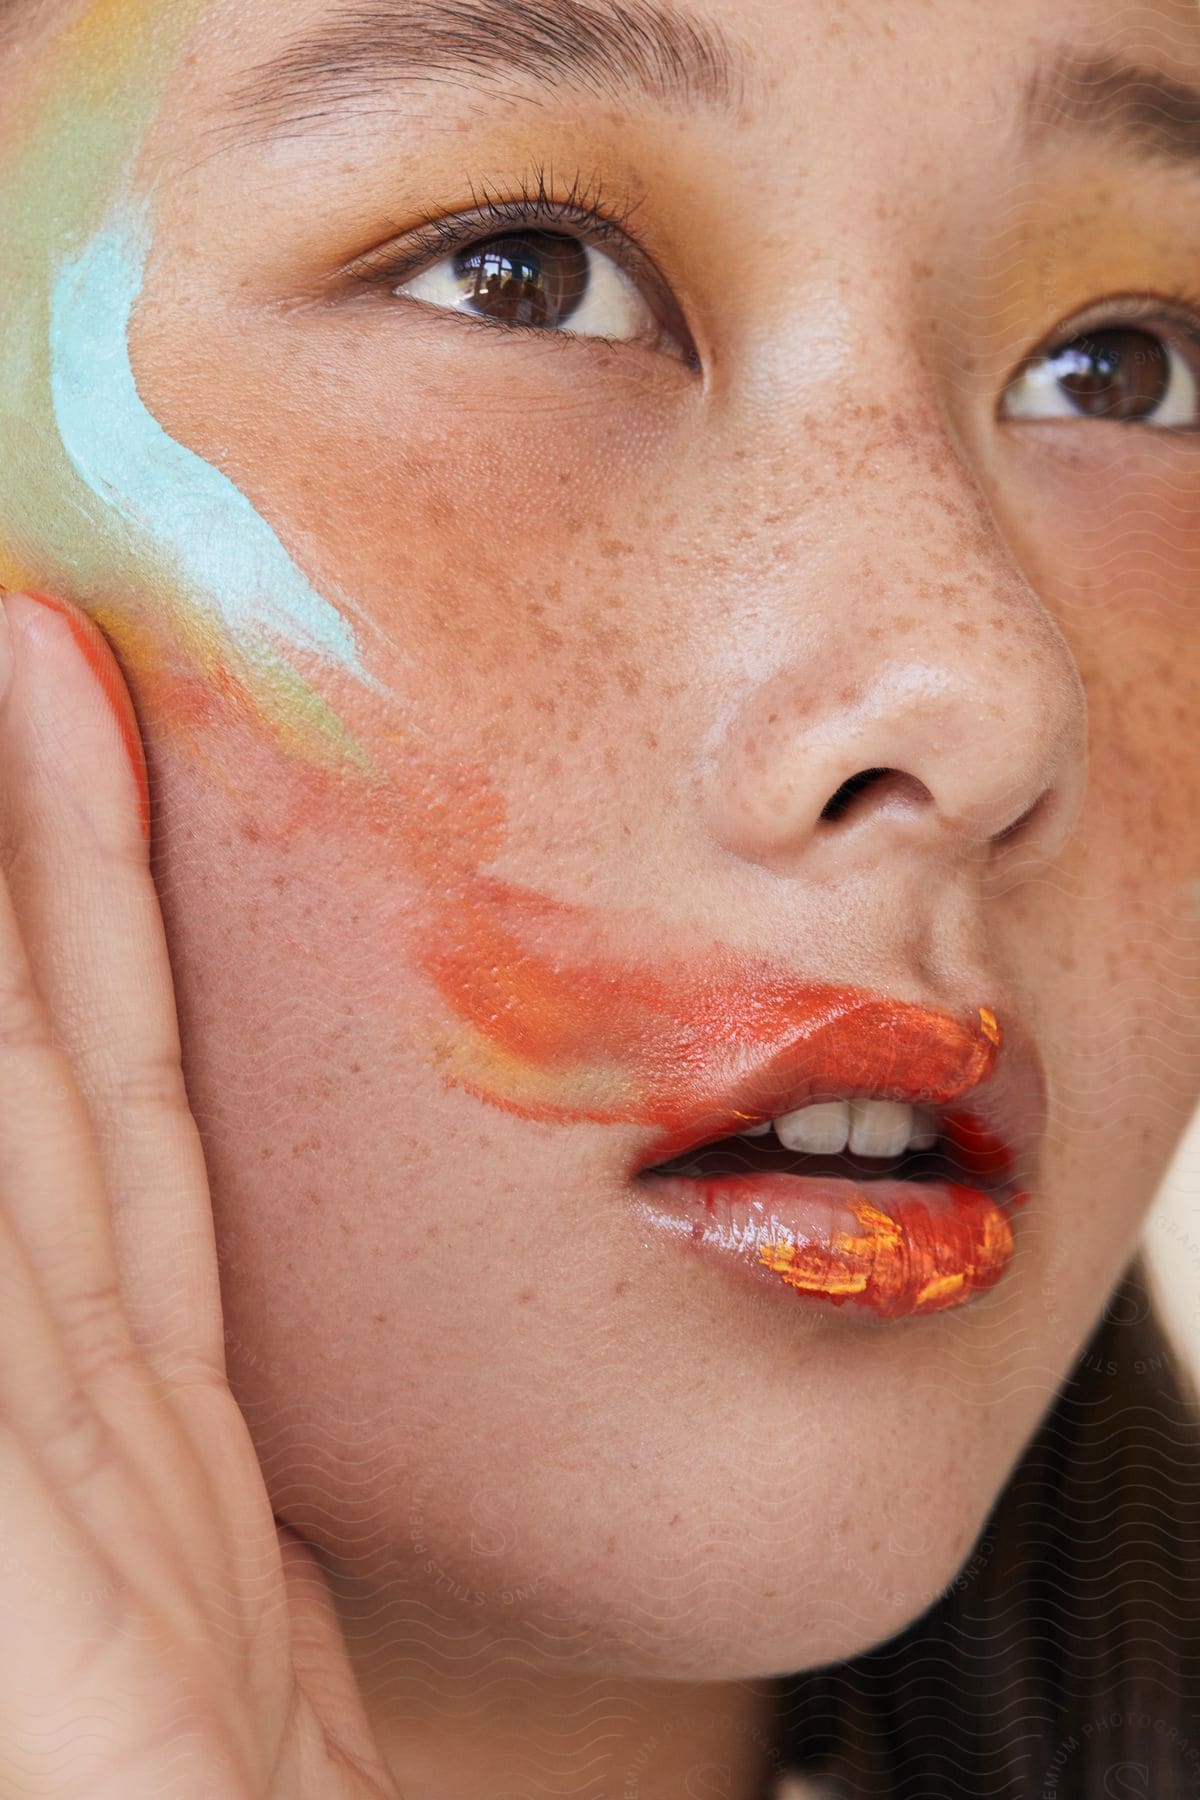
[{"x1": 2, "y1": 0, "x2": 1198, "y2": 1679}]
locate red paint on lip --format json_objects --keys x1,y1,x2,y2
[
  {"x1": 638, "y1": 1169, "x2": 1025, "y2": 1318},
  {"x1": 418, "y1": 884, "x2": 1032, "y2": 1318},
  {"x1": 758, "y1": 1183, "x2": 1016, "y2": 1316},
  {"x1": 22, "y1": 593, "x2": 151, "y2": 842},
  {"x1": 634, "y1": 1002, "x2": 1003, "y2": 1168}
]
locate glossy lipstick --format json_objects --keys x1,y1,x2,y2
[{"x1": 631, "y1": 996, "x2": 1040, "y2": 1320}]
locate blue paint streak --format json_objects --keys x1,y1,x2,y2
[{"x1": 49, "y1": 202, "x2": 369, "y2": 679}]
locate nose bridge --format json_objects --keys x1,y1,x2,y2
[{"x1": 701, "y1": 405, "x2": 1089, "y2": 890}]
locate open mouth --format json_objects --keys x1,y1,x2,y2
[
  {"x1": 632, "y1": 1105, "x2": 1024, "y2": 1320},
  {"x1": 619, "y1": 994, "x2": 1039, "y2": 1321},
  {"x1": 647, "y1": 1123, "x2": 1007, "y2": 1195},
  {"x1": 641, "y1": 1116, "x2": 1011, "y2": 1196}
]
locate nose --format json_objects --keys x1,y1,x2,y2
[{"x1": 703, "y1": 465, "x2": 1088, "y2": 897}]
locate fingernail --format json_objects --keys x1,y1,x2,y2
[{"x1": 12, "y1": 590, "x2": 152, "y2": 843}]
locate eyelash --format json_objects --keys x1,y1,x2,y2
[{"x1": 347, "y1": 162, "x2": 669, "y2": 342}]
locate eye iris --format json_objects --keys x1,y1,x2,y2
[
  {"x1": 1049, "y1": 326, "x2": 1169, "y2": 420},
  {"x1": 452, "y1": 230, "x2": 589, "y2": 329}
]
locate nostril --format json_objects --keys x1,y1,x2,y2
[
  {"x1": 991, "y1": 789, "x2": 1050, "y2": 846},
  {"x1": 819, "y1": 767, "x2": 930, "y2": 825},
  {"x1": 820, "y1": 767, "x2": 893, "y2": 822}
]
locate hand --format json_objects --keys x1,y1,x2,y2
[{"x1": 0, "y1": 591, "x2": 397, "y2": 1798}]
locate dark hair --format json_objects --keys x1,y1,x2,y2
[{"x1": 772, "y1": 1256, "x2": 1200, "y2": 1798}]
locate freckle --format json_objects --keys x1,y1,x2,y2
[
  {"x1": 605, "y1": 1536, "x2": 618, "y2": 1556},
  {"x1": 669, "y1": 1513, "x2": 682, "y2": 1527},
  {"x1": 613, "y1": 1279, "x2": 629, "y2": 1298},
  {"x1": 954, "y1": 621, "x2": 979, "y2": 638},
  {"x1": 426, "y1": 1223, "x2": 442, "y2": 1241},
  {"x1": 349, "y1": 1062, "x2": 362, "y2": 1074},
  {"x1": 373, "y1": 1312, "x2": 388, "y2": 1324},
  {"x1": 518, "y1": 1287, "x2": 537, "y2": 1304},
  {"x1": 645, "y1": 733, "x2": 658, "y2": 749}
]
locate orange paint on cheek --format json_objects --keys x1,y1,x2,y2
[
  {"x1": 417, "y1": 875, "x2": 1000, "y2": 1134},
  {"x1": 24, "y1": 592, "x2": 151, "y2": 841},
  {"x1": 758, "y1": 1185, "x2": 1017, "y2": 1319}
]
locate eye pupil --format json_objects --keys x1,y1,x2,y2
[
  {"x1": 453, "y1": 230, "x2": 589, "y2": 329},
  {"x1": 1050, "y1": 326, "x2": 1168, "y2": 420}
]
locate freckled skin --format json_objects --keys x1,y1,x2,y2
[{"x1": 2, "y1": 2, "x2": 1200, "y2": 1793}]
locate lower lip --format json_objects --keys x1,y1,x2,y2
[{"x1": 630, "y1": 1171, "x2": 1024, "y2": 1319}]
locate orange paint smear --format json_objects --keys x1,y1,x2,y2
[
  {"x1": 23, "y1": 593, "x2": 151, "y2": 841},
  {"x1": 417, "y1": 874, "x2": 1001, "y2": 1135},
  {"x1": 759, "y1": 1184, "x2": 1018, "y2": 1318}
]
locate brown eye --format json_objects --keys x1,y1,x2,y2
[
  {"x1": 393, "y1": 226, "x2": 666, "y2": 349},
  {"x1": 443, "y1": 230, "x2": 589, "y2": 328},
  {"x1": 1001, "y1": 323, "x2": 1200, "y2": 429}
]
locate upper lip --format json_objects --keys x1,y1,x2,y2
[{"x1": 631, "y1": 991, "x2": 1047, "y2": 1189}]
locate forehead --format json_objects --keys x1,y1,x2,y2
[{"x1": 70, "y1": 0, "x2": 1184, "y2": 219}]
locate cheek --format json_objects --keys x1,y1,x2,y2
[
  {"x1": 976, "y1": 439, "x2": 1200, "y2": 1339},
  {"x1": 132, "y1": 287, "x2": 684, "y2": 697}
]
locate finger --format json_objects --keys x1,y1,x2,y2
[
  {"x1": 0, "y1": 590, "x2": 225, "y2": 1391},
  {"x1": 0, "y1": 1189, "x2": 211, "y2": 1689},
  {"x1": 0, "y1": 1422, "x2": 247, "y2": 1800},
  {"x1": 0, "y1": 598, "x2": 226, "y2": 1564}
]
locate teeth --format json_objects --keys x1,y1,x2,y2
[
  {"x1": 774, "y1": 1100, "x2": 851, "y2": 1155},
  {"x1": 907, "y1": 1107, "x2": 940, "y2": 1151},
  {"x1": 742, "y1": 1119, "x2": 774, "y2": 1136},
  {"x1": 764, "y1": 1098, "x2": 940, "y2": 1158},
  {"x1": 847, "y1": 1099, "x2": 916, "y2": 1158}
]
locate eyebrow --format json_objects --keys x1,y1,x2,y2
[
  {"x1": 1022, "y1": 49, "x2": 1200, "y2": 172},
  {"x1": 227, "y1": 13, "x2": 1200, "y2": 190},
  {"x1": 228, "y1": 0, "x2": 753, "y2": 132}
]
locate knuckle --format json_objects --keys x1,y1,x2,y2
[
  {"x1": 0, "y1": 964, "x2": 54, "y2": 1057},
  {"x1": 40, "y1": 1384, "x2": 119, "y2": 1492},
  {"x1": 57, "y1": 1284, "x2": 139, "y2": 1385},
  {"x1": 109, "y1": 1051, "x2": 193, "y2": 1122}
]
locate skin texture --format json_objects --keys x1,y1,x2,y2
[{"x1": 2, "y1": 0, "x2": 1200, "y2": 1793}]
